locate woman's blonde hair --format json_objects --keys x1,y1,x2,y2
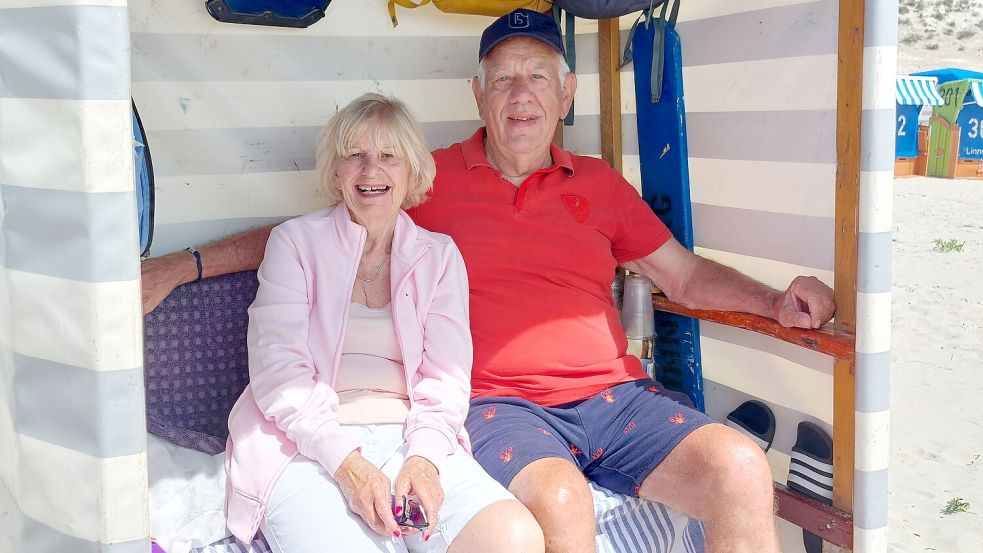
[{"x1": 315, "y1": 93, "x2": 436, "y2": 210}]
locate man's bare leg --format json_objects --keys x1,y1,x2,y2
[
  {"x1": 639, "y1": 423, "x2": 779, "y2": 553},
  {"x1": 508, "y1": 458, "x2": 595, "y2": 553}
]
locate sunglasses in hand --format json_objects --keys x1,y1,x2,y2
[{"x1": 392, "y1": 495, "x2": 429, "y2": 530}]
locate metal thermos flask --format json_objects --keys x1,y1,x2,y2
[
  {"x1": 620, "y1": 272, "x2": 656, "y2": 376},
  {"x1": 611, "y1": 268, "x2": 625, "y2": 311}
]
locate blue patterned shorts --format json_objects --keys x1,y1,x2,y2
[{"x1": 465, "y1": 379, "x2": 713, "y2": 496}]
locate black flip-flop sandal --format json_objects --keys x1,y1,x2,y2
[
  {"x1": 787, "y1": 421, "x2": 834, "y2": 553},
  {"x1": 725, "y1": 400, "x2": 776, "y2": 453}
]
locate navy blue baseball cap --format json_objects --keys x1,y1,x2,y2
[{"x1": 478, "y1": 9, "x2": 565, "y2": 61}]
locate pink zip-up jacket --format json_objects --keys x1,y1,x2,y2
[{"x1": 225, "y1": 205, "x2": 473, "y2": 542}]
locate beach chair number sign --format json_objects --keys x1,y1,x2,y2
[{"x1": 960, "y1": 113, "x2": 983, "y2": 158}]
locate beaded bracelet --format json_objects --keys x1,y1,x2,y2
[{"x1": 183, "y1": 247, "x2": 203, "y2": 282}]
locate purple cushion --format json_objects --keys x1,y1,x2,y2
[{"x1": 143, "y1": 271, "x2": 258, "y2": 454}]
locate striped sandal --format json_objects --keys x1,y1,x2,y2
[{"x1": 787, "y1": 421, "x2": 834, "y2": 553}]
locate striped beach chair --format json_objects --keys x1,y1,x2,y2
[{"x1": 0, "y1": 2, "x2": 893, "y2": 552}]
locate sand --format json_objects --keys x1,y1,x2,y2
[
  {"x1": 897, "y1": 0, "x2": 983, "y2": 75},
  {"x1": 889, "y1": 176, "x2": 983, "y2": 551},
  {"x1": 891, "y1": 3, "x2": 983, "y2": 549}
]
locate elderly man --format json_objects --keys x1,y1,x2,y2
[{"x1": 142, "y1": 9, "x2": 834, "y2": 553}]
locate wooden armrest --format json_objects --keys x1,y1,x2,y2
[
  {"x1": 651, "y1": 295, "x2": 855, "y2": 361},
  {"x1": 774, "y1": 483, "x2": 853, "y2": 548},
  {"x1": 652, "y1": 294, "x2": 855, "y2": 546}
]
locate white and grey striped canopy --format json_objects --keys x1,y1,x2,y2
[{"x1": 0, "y1": 0, "x2": 146, "y2": 551}]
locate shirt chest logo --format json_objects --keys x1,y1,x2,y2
[{"x1": 561, "y1": 195, "x2": 591, "y2": 224}]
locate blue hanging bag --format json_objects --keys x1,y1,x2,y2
[
  {"x1": 205, "y1": 0, "x2": 331, "y2": 28},
  {"x1": 133, "y1": 101, "x2": 155, "y2": 259},
  {"x1": 553, "y1": 0, "x2": 664, "y2": 19}
]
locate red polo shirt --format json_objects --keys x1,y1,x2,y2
[{"x1": 409, "y1": 128, "x2": 672, "y2": 406}]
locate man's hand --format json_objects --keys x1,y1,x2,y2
[
  {"x1": 777, "y1": 276, "x2": 835, "y2": 329},
  {"x1": 140, "y1": 252, "x2": 197, "y2": 315},
  {"x1": 335, "y1": 451, "x2": 402, "y2": 538},
  {"x1": 393, "y1": 456, "x2": 443, "y2": 540},
  {"x1": 140, "y1": 224, "x2": 275, "y2": 315},
  {"x1": 625, "y1": 240, "x2": 836, "y2": 329}
]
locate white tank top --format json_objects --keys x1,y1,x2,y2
[{"x1": 335, "y1": 302, "x2": 411, "y2": 424}]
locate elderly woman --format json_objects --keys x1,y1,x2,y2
[{"x1": 224, "y1": 93, "x2": 544, "y2": 553}]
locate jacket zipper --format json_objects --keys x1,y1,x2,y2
[
  {"x1": 330, "y1": 232, "x2": 365, "y2": 389},
  {"x1": 390, "y1": 245, "x2": 431, "y2": 410}
]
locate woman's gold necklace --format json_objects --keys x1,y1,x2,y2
[
  {"x1": 356, "y1": 251, "x2": 391, "y2": 282},
  {"x1": 356, "y1": 251, "x2": 391, "y2": 308}
]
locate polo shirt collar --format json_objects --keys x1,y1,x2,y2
[{"x1": 461, "y1": 127, "x2": 575, "y2": 176}]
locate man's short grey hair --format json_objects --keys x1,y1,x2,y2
[{"x1": 476, "y1": 47, "x2": 571, "y2": 90}]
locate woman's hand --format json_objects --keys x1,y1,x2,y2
[
  {"x1": 393, "y1": 456, "x2": 443, "y2": 540},
  {"x1": 334, "y1": 451, "x2": 401, "y2": 538}
]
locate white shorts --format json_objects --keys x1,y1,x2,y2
[{"x1": 260, "y1": 424, "x2": 516, "y2": 553}]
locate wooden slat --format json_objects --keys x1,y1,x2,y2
[
  {"x1": 651, "y1": 295, "x2": 856, "y2": 360},
  {"x1": 835, "y1": 0, "x2": 862, "y2": 334},
  {"x1": 774, "y1": 483, "x2": 854, "y2": 549},
  {"x1": 832, "y1": 358, "x2": 856, "y2": 514},
  {"x1": 833, "y1": 0, "x2": 865, "y2": 518},
  {"x1": 597, "y1": 18, "x2": 622, "y2": 172}
]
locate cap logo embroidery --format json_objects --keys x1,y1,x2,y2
[
  {"x1": 562, "y1": 195, "x2": 590, "y2": 224},
  {"x1": 509, "y1": 11, "x2": 530, "y2": 28}
]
